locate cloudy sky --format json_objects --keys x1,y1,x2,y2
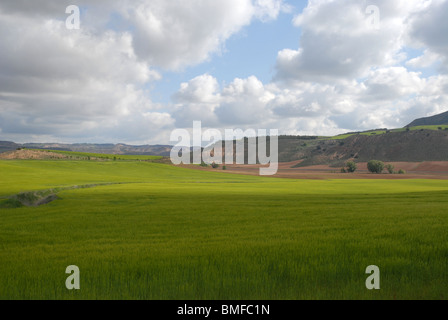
[{"x1": 0, "y1": 0, "x2": 447, "y2": 144}]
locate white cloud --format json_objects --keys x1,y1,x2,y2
[
  {"x1": 173, "y1": 74, "x2": 220, "y2": 104},
  {"x1": 275, "y1": 0, "x2": 433, "y2": 83},
  {"x1": 362, "y1": 67, "x2": 424, "y2": 101},
  {"x1": 1, "y1": 0, "x2": 448, "y2": 144},
  {"x1": 128, "y1": 0, "x2": 286, "y2": 70},
  {"x1": 407, "y1": 0, "x2": 448, "y2": 73},
  {"x1": 269, "y1": 0, "x2": 448, "y2": 134},
  {"x1": 406, "y1": 50, "x2": 441, "y2": 69},
  {"x1": 172, "y1": 74, "x2": 221, "y2": 128},
  {"x1": 0, "y1": 8, "x2": 166, "y2": 144},
  {"x1": 0, "y1": 0, "x2": 291, "y2": 143}
]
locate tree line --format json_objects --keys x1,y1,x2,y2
[{"x1": 342, "y1": 160, "x2": 406, "y2": 174}]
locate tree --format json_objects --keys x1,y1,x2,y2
[
  {"x1": 346, "y1": 161, "x2": 357, "y2": 173},
  {"x1": 367, "y1": 160, "x2": 385, "y2": 174},
  {"x1": 211, "y1": 162, "x2": 219, "y2": 169},
  {"x1": 385, "y1": 164, "x2": 395, "y2": 174}
]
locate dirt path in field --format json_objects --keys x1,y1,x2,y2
[
  {"x1": 179, "y1": 161, "x2": 448, "y2": 180},
  {"x1": 1, "y1": 183, "x2": 125, "y2": 208}
]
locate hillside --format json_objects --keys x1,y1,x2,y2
[
  {"x1": 202, "y1": 129, "x2": 448, "y2": 167},
  {"x1": 294, "y1": 129, "x2": 448, "y2": 167},
  {"x1": 0, "y1": 141, "x2": 20, "y2": 153},
  {"x1": 0, "y1": 142, "x2": 172, "y2": 156},
  {"x1": 2, "y1": 112, "x2": 448, "y2": 166},
  {"x1": 407, "y1": 110, "x2": 448, "y2": 127}
]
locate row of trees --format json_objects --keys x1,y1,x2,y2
[{"x1": 342, "y1": 160, "x2": 405, "y2": 174}]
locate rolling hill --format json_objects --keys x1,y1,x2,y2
[
  {"x1": 2, "y1": 111, "x2": 448, "y2": 166},
  {"x1": 407, "y1": 110, "x2": 448, "y2": 127},
  {"x1": 0, "y1": 142, "x2": 172, "y2": 156}
]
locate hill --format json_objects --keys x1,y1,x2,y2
[
  {"x1": 0, "y1": 142, "x2": 172, "y2": 156},
  {"x1": 293, "y1": 129, "x2": 448, "y2": 167},
  {"x1": 407, "y1": 110, "x2": 448, "y2": 127},
  {"x1": 2, "y1": 112, "x2": 448, "y2": 166},
  {"x1": 0, "y1": 141, "x2": 20, "y2": 153},
  {"x1": 200, "y1": 129, "x2": 448, "y2": 167}
]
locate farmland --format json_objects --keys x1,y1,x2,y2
[
  {"x1": 1, "y1": 160, "x2": 447, "y2": 300},
  {"x1": 30, "y1": 149, "x2": 164, "y2": 161}
]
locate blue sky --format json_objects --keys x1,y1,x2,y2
[
  {"x1": 0, "y1": 0, "x2": 447, "y2": 144},
  {"x1": 151, "y1": 1, "x2": 307, "y2": 105}
]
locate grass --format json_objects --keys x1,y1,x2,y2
[
  {"x1": 29, "y1": 149, "x2": 164, "y2": 161},
  {"x1": 327, "y1": 125, "x2": 448, "y2": 140},
  {"x1": 0, "y1": 160, "x2": 447, "y2": 300}
]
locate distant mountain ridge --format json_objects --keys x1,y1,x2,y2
[
  {"x1": 0, "y1": 142, "x2": 172, "y2": 156},
  {"x1": 2, "y1": 111, "x2": 448, "y2": 164},
  {"x1": 407, "y1": 110, "x2": 448, "y2": 127}
]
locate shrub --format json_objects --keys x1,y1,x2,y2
[
  {"x1": 346, "y1": 161, "x2": 357, "y2": 173},
  {"x1": 200, "y1": 162, "x2": 208, "y2": 167},
  {"x1": 340, "y1": 168, "x2": 347, "y2": 173},
  {"x1": 398, "y1": 169, "x2": 406, "y2": 174},
  {"x1": 386, "y1": 164, "x2": 395, "y2": 174},
  {"x1": 367, "y1": 160, "x2": 385, "y2": 174},
  {"x1": 211, "y1": 162, "x2": 219, "y2": 169},
  {"x1": 222, "y1": 166, "x2": 227, "y2": 170}
]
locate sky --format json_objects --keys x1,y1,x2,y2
[{"x1": 0, "y1": 0, "x2": 447, "y2": 145}]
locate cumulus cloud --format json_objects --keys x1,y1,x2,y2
[
  {"x1": 0, "y1": 0, "x2": 287, "y2": 143},
  {"x1": 1, "y1": 0, "x2": 447, "y2": 144},
  {"x1": 407, "y1": 0, "x2": 448, "y2": 73},
  {"x1": 267, "y1": 0, "x2": 448, "y2": 133},
  {"x1": 275, "y1": 0, "x2": 419, "y2": 83},
  {"x1": 172, "y1": 74, "x2": 221, "y2": 128},
  {"x1": 128, "y1": 0, "x2": 286, "y2": 70},
  {"x1": 0, "y1": 5, "x2": 167, "y2": 144}
]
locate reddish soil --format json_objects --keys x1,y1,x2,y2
[
  {"x1": 180, "y1": 161, "x2": 448, "y2": 180},
  {"x1": 0, "y1": 149, "x2": 69, "y2": 160}
]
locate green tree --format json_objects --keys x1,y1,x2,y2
[
  {"x1": 346, "y1": 161, "x2": 357, "y2": 173},
  {"x1": 385, "y1": 164, "x2": 395, "y2": 174},
  {"x1": 367, "y1": 160, "x2": 385, "y2": 174}
]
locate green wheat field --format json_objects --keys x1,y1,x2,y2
[{"x1": 1, "y1": 159, "x2": 447, "y2": 300}]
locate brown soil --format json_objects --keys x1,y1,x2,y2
[
  {"x1": 179, "y1": 161, "x2": 448, "y2": 180},
  {"x1": 3, "y1": 149, "x2": 447, "y2": 180},
  {"x1": 0, "y1": 149, "x2": 69, "y2": 160}
]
